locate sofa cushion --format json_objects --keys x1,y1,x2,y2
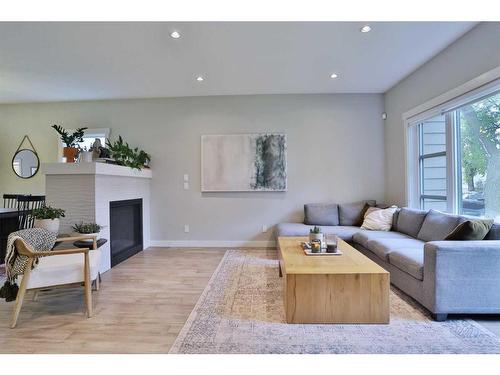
[
  {"x1": 364, "y1": 238, "x2": 425, "y2": 261},
  {"x1": 338, "y1": 200, "x2": 376, "y2": 226},
  {"x1": 485, "y1": 223, "x2": 500, "y2": 240},
  {"x1": 445, "y1": 219, "x2": 494, "y2": 240},
  {"x1": 275, "y1": 223, "x2": 362, "y2": 241},
  {"x1": 352, "y1": 230, "x2": 413, "y2": 248},
  {"x1": 388, "y1": 248, "x2": 424, "y2": 281},
  {"x1": 304, "y1": 203, "x2": 339, "y2": 226},
  {"x1": 396, "y1": 208, "x2": 428, "y2": 238},
  {"x1": 417, "y1": 209, "x2": 461, "y2": 242}
]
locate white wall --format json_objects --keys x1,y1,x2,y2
[
  {"x1": 384, "y1": 22, "x2": 500, "y2": 205},
  {"x1": 0, "y1": 94, "x2": 385, "y2": 245}
]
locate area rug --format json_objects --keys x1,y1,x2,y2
[{"x1": 169, "y1": 249, "x2": 500, "y2": 354}]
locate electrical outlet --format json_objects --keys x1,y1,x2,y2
[
  {"x1": 184, "y1": 225, "x2": 190, "y2": 233},
  {"x1": 183, "y1": 182, "x2": 189, "y2": 190},
  {"x1": 262, "y1": 225, "x2": 268, "y2": 233},
  {"x1": 183, "y1": 174, "x2": 189, "y2": 182}
]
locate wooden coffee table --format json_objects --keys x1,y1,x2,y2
[{"x1": 278, "y1": 236, "x2": 390, "y2": 324}]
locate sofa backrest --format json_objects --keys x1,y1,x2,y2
[
  {"x1": 395, "y1": 208, "x2": 428, "y2": 238},
  {"x1": 417, "y1": 209, "x2": 462, "y2": 241},
  {"x1": 338, "y1": 200, "x2": 376, "y2": 226},
  {"x1": 397, "y1": 207, "x2": 499, "y2": 241},
  {"x1": 303, "y1": 203, "x2": 339, "y2": 226},
  {"x1": 485, "y1": 223, "x2": 500, "y2": 240}
]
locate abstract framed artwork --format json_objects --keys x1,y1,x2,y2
[{"x1": 201, "y1": 133, "x2": 287, "y2": 192}]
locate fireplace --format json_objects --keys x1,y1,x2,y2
[{"x1": 109, "y1": 198, "x2": 143, "y2": 267}]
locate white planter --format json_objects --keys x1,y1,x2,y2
[
  {"x1": 309, "y1": 232, "x2": 323, "y2": 242},
  {"x1": 34, "y1": 218, "x2": 60, "y2": 233},
  {"x1": 72, "y1": 232, "x2": 100, "y2": 242},
  {"x1": 81, "y1": 151, "x2": 94, "y2": 163}
]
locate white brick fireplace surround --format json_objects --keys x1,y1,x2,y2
[{"x1": 42, "y1": 163, "x2": 152, "y2": 273}]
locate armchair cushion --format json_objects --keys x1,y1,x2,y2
[{"x1": 18, "y1": 249, "x2": 101, "y2": 290}]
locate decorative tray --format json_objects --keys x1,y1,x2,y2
[{"x1": 301, "y1": 242, "x2": 343, "y2": 256}]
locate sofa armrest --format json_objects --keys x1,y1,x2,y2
[{"x1": 423, "y1": 240, "x2": 500, "y2": 313}]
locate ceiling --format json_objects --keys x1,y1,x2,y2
[{"x1": 0, "y1": 22, "x2": 477, "y2": 103}]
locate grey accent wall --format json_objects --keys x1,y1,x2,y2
[
  {"x1": 384, "y1": 22, "x2": 500, "y2": 206},
  {"x1": 0, "y1": 94, "x2": 385, "y2": 245}
]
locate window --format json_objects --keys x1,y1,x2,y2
[
  {"x1": 418, "y1": 115, "x2": 448, "y2": 211},
  {"x1": 457, "y1": 93, "x2": 500, "y2": 219},
  {"x1": 408, "y1": 88, "x2": 500, "y2": 222}
]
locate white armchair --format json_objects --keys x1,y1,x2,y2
[{"x1": 11, "y1": 235, "x2": 101, "y2": 328}]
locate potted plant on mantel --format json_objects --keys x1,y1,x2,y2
[
  {"x1": 31, "y1": 206, "x2": 66, "y2": 233},
  {"x1": 51, "y1": 124, "x2": 88, "y2": 163},
  {"x1": 106, "y1": 135, "x2": 151, "y2": 170}
]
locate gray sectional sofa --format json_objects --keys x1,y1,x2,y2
[{"x1": 276, "y1": 202, "x2": 500, "y2": 321}]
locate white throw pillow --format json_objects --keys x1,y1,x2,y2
[{"x1": 361, "y1": 206, "x2": 398, "y2": 231}]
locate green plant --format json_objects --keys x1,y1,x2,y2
[
  {"x1": 52, "y1": 125, "x2": 88, "y2": 147},
  {"x1": 106, "y1": 135, "x2": 151, "y2": 170},
  {"x1": 310, "y1": 226, "x2": 321, "y2": 234},
  {"x1": 31, "y1": 206, "x2": 66, "y2": 220},
  {"x1": 72, "y1": 222, "x2": 103, "y2": 234}
]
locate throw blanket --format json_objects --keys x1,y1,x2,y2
[{"x1": 0, "y1": 228, "x2": 57, "y2": 302}]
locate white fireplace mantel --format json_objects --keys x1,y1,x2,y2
[
  {"x1": 42, "y1": 162, "x2": 152, "y2": 179},
  {"x1": 42, "y1": 162, "x2": 152, "y2": 273}
]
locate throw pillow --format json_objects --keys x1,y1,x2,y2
[
  {"x1": 445, "y1": 219, "x2": 494, "y2": 241},
  {"x1": 361, "y1": 206, "x2": 398, "y2": 231},
  {"x1": 364, "y1": 206, "x2": 381, "y2": 218}
]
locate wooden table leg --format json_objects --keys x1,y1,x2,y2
[{"x1": 84, "y1": 252, "x2": 92, "y2": 317}]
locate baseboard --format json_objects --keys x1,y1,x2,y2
[{"x1": 149, "y1": 240, "x2": 276, "y2": 248}]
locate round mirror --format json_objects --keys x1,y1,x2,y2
[{"x1": 12, "y1": 149, "x2": 40, "y2": 179}]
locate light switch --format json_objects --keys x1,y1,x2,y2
[
  {"x1": 183, "y1": 174, "x2": 189, "y2": 182},
  {"x1": 184, "y1": 225, "x2": 190, "y2": 233}
]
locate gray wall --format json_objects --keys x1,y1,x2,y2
[
  {"x1": 0, "y1": 94, "x2": 385, "y2": 244},
  {"x1": 384, "y1": 22, "x2": 500, "y2": 205}
]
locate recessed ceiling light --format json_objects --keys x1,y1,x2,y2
[
  {"x1": 360, "y1": 25, "x2": 371, "y2": 33},
  {"x1": 330, "y1": 73, "x2": 338, "y2": 79},
  {"x1": 196, "y1": 76, "x2": 204, "y2": 82},
  {"x1": 170, "y1": 31, "x2": 181, "y2": 39}
]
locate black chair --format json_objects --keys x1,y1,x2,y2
[
  {"x1": 17, "y1": 195, "x2": 46, "y2": 229},
  {"x1": 3, "y1": 194, "x2": 24, "y2": 209}
]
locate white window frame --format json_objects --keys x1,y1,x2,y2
[
  {"x1": 57, "y1": 128, "x2": 111, "y2": 161},
  {"x1": 403, "y1": 66, "x2": 500, "y2": 210}
]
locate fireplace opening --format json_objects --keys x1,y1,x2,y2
[{"x1": 109, "y1": 198, "x2": 143, "y2": 267}]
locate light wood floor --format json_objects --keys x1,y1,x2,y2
[
  {"x1": 2, "y1": 247, "x2": 500, "y2": 353},
  {"x1": 0, "y1": 247, "x2": 226, "y2": 354}
]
